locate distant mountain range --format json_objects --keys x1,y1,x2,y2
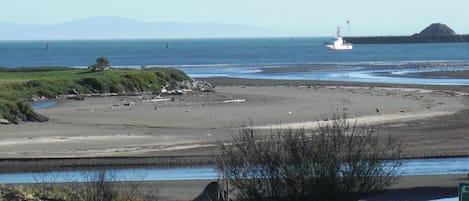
[{"x1": 0, "y1": 16, "x2": 298, "y2": 40}]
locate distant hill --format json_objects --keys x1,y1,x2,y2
[{"x1": 0, "y1": 16, "x2": 293, "y2": 40}]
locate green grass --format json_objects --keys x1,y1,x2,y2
[
  {"x1": 0, "y1": 67, "x2": 138, "y2": 80},
  {"x1": 0, "y1": 67, "x2": 191, "y2": 123}
]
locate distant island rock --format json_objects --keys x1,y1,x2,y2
[
  {"x1": 345, "y1": 23, "x2": 469, "y2": 44},
  {"x1": 415, "y1": 23, "x2": 456, "y2": 37}
]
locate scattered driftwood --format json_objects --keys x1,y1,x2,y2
[
  {"x1": 0, "y1": 118, "x2": 9, "y2": 124},
  {"x1": 143, "y1": 98, "x2": 171, "y2": 103},
  {"x1": 68, "y1": 95, "x2": 85, "y2": 100},
  {"x1": 178, "y1": 80, "x2": 214, "y2": 92},
  {"x1": 161, "y1": 89, "x2": 184, "y2": 95},
  {"x1": 222, "y1": 99, "x2": 247, "y2": 103}
]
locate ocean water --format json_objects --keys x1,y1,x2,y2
[
  {"x1": 2, "y1": 38, "x2": 469, "y2": 67},
  {"x1": 2, "y1": 38, "x2": 469, "y2": 84}
]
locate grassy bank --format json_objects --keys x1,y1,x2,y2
[
  {"x1": 0, "y1": 67, "x2": 190, "y2": 123},
  {"x1": 0, "y1": 176, "x2": 160, "y2": 201}
]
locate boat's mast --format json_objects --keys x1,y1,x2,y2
[{"x1": 336, "y1": 26, "x2": 341, "y2": 37}]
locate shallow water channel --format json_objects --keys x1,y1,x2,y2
[
  {"x1": 180, "y1": 65, "x2": 469, "y2": 85},
  {"x1": 30, "y1": 100, "x2": 58, "y2": 109},
  {"x1": 0, "y1": 157, "x2": 468, "y2": 184}
]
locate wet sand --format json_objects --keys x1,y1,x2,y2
[
  {"x1": 1, "y1": 77, "x2": 469, "y2": 200},
  {"x1": 0, "y1": 78, "x2": 467, "y2": 159},
  {"x1": 415, "y1": 70, "x2": 469, "y2": 79}
]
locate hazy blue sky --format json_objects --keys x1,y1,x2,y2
[{"x1": 1, "y1": 0, "x2": 467, "y2": 36}]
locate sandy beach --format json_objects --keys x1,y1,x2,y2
[
  {"x1": 0, "y1": 77, "x2": 468, "y2": 200},
  {"x1": 0, "y1": 78, "x2": 468, "y2": 159}
]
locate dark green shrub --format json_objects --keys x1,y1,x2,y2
[
  {"x1": 0, "y1": 100, "x2": 32, "y2": 122},
  {"x1": 79, "y1": 77, "x2": 108, "y2": 93}
]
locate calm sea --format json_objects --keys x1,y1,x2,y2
[
  {"x1": 1, "y1": 38, "x2": 469, "y2": 67},
  {"x1": 2, "y1": 38, "x2": 469, "y2": 85}
]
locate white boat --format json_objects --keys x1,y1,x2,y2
[{"x1": 325, "y1": 27, "x2": 352, "y2": 50}]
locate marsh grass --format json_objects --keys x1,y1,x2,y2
[{"x1": 1, "y1": 170, "x2": 159, "y2": 201}]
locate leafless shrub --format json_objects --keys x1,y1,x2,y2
[
  {"x1": 216, "y1": 113, "x2": 403, "y2": 201},
  {"x1": 82, "y1": 170, "x2": 119, "y2": 201},
  {"x1": 118, "y1": 179, "x2": 159, "y2": 201},
  {"x1": 80, "y1": 170, "x2": 158, "y2": 201}
]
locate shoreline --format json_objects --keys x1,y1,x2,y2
[
  {"x1": 0, "y1": 77, "x2": 468, "y2": 171},
  {"x1": 198, "y1": 77, "x2": 469, "y2": 91},
  {"x1": 1, "y1": 154, "x2": 469, "y2": 174},
  {"x1": 0, "y1": 155, "x2": 215, "y2": 173},
  {"x1": 1, "y1": 77, "x2": 469, "y2": 200}
]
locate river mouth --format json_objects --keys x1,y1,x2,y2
[{"x1": 1, "y1": 157, "x2": 468, "y2": 184}]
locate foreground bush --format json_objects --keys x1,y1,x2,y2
[
  {"x1": 0, "y1": 170, "x2": 158, "y2": 201},
  {"x1": 217, "y1": 113, "x2": 403, "y2": 201}
]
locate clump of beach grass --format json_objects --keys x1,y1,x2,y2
[{"x1": 0, "y1": 66, "x2": 190, "y2": 123}]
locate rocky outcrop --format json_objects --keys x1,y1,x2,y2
[
  {"x1": 417, "y1": 23, "x2": 456, "y2": 37},
  {"x1": 27, "y1": 111, "x2": 50, "y2": 122}
]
